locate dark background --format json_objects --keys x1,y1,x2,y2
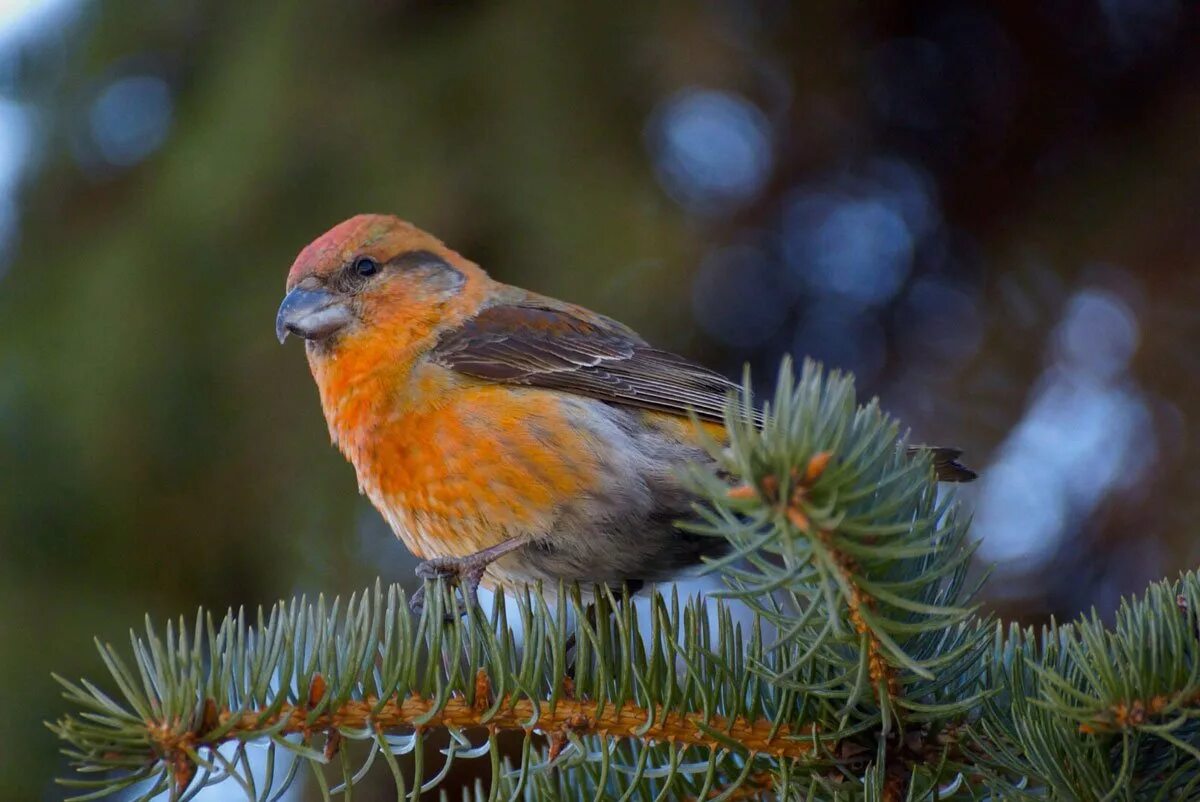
[{"x1": 2, "y1": 0, "x2": 1198, "y2": 798}]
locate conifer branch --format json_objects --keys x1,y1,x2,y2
[
  {"x1": 147, "y1": 676, "x2": 820, "y2": 772},
  {"x1": 48, "y1": 359, "x2": 1200, "y2": 800}
]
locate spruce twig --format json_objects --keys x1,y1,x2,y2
[{"x1": 48, "y1": 359, "x2": 1200, "y2": 800}]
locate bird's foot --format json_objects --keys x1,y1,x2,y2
[
  {"x1": 409, "y1": 539, "x2": 528, "y2": 618},
  {"x1": 410, "y1": 554, "x2": 490, "y2": 618}
]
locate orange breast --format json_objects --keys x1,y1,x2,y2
[
  {"x1": 341, "y1": 369, "x2": 601, "y2": 560},
  {"x1": 307, "y1": 311, "x2": 726, "y2": 566}
]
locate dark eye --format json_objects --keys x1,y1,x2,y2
[{"x1": 352, "y1": 256, "x2": 379, "y2": 277}]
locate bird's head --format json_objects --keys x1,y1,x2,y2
[{"x1": 276, "y1": 214, "x2": 483, "y2": 353}]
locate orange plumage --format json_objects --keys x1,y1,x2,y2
[{"x1": 277, "y1": 215, "x2": 973, "y2": 599}]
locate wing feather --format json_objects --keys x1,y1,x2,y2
[
  {"x1": 429, "y1": 301, "x2": 742, "y2": 423},
  {"x1": 428, "y1": 299, "x2": 974, "y2": 481}
]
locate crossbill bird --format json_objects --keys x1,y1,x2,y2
[{"x1": 276, "y1": 214, "x2": 975, "y2": 603}]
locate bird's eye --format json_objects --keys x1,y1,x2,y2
[{"x1": 352, "y1": 256, "x2": 379, "y2": 278}]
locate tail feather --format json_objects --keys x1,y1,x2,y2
[{"x1": 907, "y1": 445, "x2": 977, "y2": 482}]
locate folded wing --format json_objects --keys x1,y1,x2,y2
[
  {"x1": 429, "y1": 299, "x2": 743, "y2": 424},
  {"x1": 429, "y1": 298, "x2": 974, "y2": 482}
]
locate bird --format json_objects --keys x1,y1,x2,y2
[{"x1": 276, "y1": 214, "x2": 975, "y2": 604}]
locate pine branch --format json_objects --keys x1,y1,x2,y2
[
  {"x1": 688, "y1": 361, "x2": 987, "y2": 738},
  {"x1": 49, "y1": 584, "x2": 833, "y2": 801},
  {"x1": 968, "y1": 573, "x2": 1200, "y2": 800},
  {"x1": 48, "y1": 359, "x2": 1200, "y2": 800}
]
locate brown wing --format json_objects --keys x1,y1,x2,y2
[
  {"x1": 430, "y1": 299, "x2": 975, "y2": 481},
  {"x1": 429, "y1": 301, "x2": 743, "y2": 424}
]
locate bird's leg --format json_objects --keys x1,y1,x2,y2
[{"x1": 410, "y1": 538, "x2": 527, "y2": 615}]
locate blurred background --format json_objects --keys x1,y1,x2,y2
[{"x1": 1, "y1": 0, "x2": 1198, "y2": 797}]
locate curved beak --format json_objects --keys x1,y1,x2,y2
[{"x1": 276, "y1": 286, "x2": 354, "y2": 344}]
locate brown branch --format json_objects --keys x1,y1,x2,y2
[
  {"x1": 813, "y1": 527, "x2": 900, "y2": 701},
  {"x1": 727, "y1": 452, "x2": 900, "y2": 703},
  {"x1": 1078, "y1": 689, "x2": 1200, "y2": 735},
  {"x1": 149, "y1": 670, "x2": 820, "y2": 790},
  {"x1": 799, "y1": 454, "x2": 899, "y2": 702}
]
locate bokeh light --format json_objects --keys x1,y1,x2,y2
[
  {"x1": 84, "y1": 73, "x2": 173, "y2": 170},
  {"x1": 647, "y1": 88, "x2": 774, "y2": 216},
  {"x1": 975, "y1": 285, "x2": 1156, "y2": 586},
  {"x1": 781, "y1": 158, "x2": 940, "y2": 310},
  {"x1": 0, "y1": 97, "x2": 29, "y2": 269},
  {"x1": 0, "y1": 0, "x2": 80, "y2": 52}
]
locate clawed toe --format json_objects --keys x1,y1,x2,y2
[
  {"x1": 411, "y1": 556, "x2": 487, "y2": 619},
  {"x1": 408, "y1": 540, "x2": 525, "y2": 620},
  {"x1": 408, "y1": 584, "x2": 428, "y2": 614},
  {"x1": 415, "y1": 556, "x2": 461, "y2": 582}
]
